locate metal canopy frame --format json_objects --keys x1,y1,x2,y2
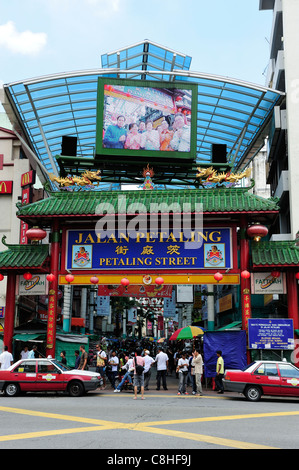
[{"x1": 2, "y1": 40, "x2": 285, "y2": 188}]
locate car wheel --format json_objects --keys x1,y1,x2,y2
[
  {"x1": 4, "y1": 383, "x2": 20, "y2": 397},
  {"x1": 244, "y1": 385, "x2": 262, "y2": 402},
  {"x1": 68, "y1": 380, "x2": 84, "y2": 397}
]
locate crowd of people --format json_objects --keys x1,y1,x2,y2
[
  {"x1": 0, "y1": 340, "x2": 225, "y2": 397},
  {"x1": 103, "y1": 113, "x2": 191, "y2": 153},
  {"x1": 89, "y1": 339, "x2": 225, "y2": 397}
]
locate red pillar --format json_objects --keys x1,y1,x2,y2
[
  {"x1": 3, "y1": 273, "x2": 16, "y2": 353},
  {"x1": 286, "y1": 271, "x2": 299, "y2": 330},
  {"x1": 46, "y1": 221, "x2": 60, "y2": 358},
  {"x1": 240, "y1": 217, "x2": 251, "y2": 363}
]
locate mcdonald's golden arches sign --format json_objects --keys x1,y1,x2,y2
[
  {"x1": 21, "y1": 170, "x2": 35, "y2": 187},
  {"x1": 0, "y1": 181, "x2": 13, "y2": 194}
]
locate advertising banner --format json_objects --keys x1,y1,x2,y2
[
  {"x1": 128, "y1": 307, "x2": 137, "y2": 324},
  {"x1": 66, "y1": 228, "x2": 233, "y2": 271},
  {"x1": 98, "y1": 284, "x2": 173, "y2": 298},
  {"x1": 251, "y1": 272, "x2": 286, "y2": 294},
  {"x1": 163, "y1": 290, "x2": 176, "y2": 318},
  {"x1": 18, "y1": 275, "x2": 47, "y2": 296},
  {"x1": 96, "y1": 296, "x2": 110, "y2": 316},
  {"x1": 248, "y1": 318, "x2": 294, "y2": 350}
]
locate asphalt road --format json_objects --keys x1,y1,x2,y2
[{"x1": 0, "y1": 374, "x2": 298, "y2": 453}]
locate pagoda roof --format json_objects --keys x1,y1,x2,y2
[
  {"x1": 16, "y1": 187, "x2": 280, "y2": 226},
  {"x1": 252, "y1": 240, "x2": 299, "y2": 268},
  {"x1": 0, "y1": 237, "x2": 49, "y2": 273}
]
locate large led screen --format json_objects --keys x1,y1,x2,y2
[{"x1": 96, "y1": 78, "x2": 197, "y2": 160}]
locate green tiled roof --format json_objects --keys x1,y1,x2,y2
[
  {"x1": 0, "y1": 240, "x2": 49, "y2": 271},
  {"x1": 16, "y1": 188, "x2": 280, "y2": 219},
  {"x1": 252, "y1": 241, "x2": 299, "y2": 267}
]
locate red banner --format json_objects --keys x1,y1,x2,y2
[
  {"x1": 98, "y1": 284, "x2": 173, "y2": 298},
  {"x1": 157, "y1": 315, "x2": 164, "y2": 331}
]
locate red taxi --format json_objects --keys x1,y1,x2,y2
[
  {"x1": 223, "y1": 360, "x2": 299, "y2": 401},
  {"x1": 0, "y1": 358, "x2": 103, "y2": 397}
]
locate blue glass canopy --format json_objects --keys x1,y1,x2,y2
[{"x1": 2, "y1": 40, "x2": 284, "y2": 186}]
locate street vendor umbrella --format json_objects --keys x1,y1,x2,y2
[
  {"x1": 157, "y1": 337, "x2": 166, "y2": 343},
  {"x1": 169, "y1": 325, "x2": 205, "y2": 340}
]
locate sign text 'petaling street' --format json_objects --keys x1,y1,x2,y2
[{"x1": 65, "y1": 228, "x2": 233, "y2": 271}]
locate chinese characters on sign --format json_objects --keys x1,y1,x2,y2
[{"x1": 66, "y1": 228, "x2": 233, "y2": 271}]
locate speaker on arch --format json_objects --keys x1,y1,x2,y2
[
  {"x1": 212, "y1": 144, "x2": 227, "y2": 164},
  {"x1": 61, "y1": 136, "x2": 77, "y2": 156}
]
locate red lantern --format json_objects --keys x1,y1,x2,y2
[
  {"x1": 90, "y1": 276, "x2": 99, "y2": 284},
  {"x1": 176, "y1": 96, "x2": 182, "y2": 101},
  {"x1": 295, "y1": 273, "x2": 299, "y2": 280},
  {"x1": 241, "y1": 270, "x2": 250, "y2": 279},
  {"x1": 214, "y1": 272, "x2": 223, "y2": 282},
  {"x1": 23, "y1": 272, "x2": 32, "y2": 281},
  {"x1": 247, "y1": 224, "x2": 268, "y2": 242},
  {"x1": 121, "y1": 278, "x2": 130, "y2": 287},
  {"x1": 26, "y1": 227, "x2": 47, "y2": 242},
  {"x1": 46, "y1": 273, "x2": 55, "y2": 282},
  {"x1": 0, "y1": 274, "x2": 4, "y2": 281},
  {"x1": 65, "y1": 274, "x2": 74, "y2": 283},
  {"x1": 155, "y1": 276, "x2": 164, "y2": 285},
  {"x1": 271, "y1": 271, "x2": 280, "y2": 278}
]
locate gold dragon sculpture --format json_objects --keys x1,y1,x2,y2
[
  {"x1": 196, "y1": 167, "x2": 251, "y2": 185},
  {"x1": 49, "y1": 170, "x2": 101, "y2": 188}
]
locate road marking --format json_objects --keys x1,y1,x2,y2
[{"x1": 1, "y1": 405, "x2": 298, "y2": 448}]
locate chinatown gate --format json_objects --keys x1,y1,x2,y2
[
  {"x1": 1, "y1": 41, "x2": 299, "y2": 365},
  {"x1": 1, "y1": 177, "x2": 299, "y2": 363}
]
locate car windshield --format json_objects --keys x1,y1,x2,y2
[
  {"x1": 51, "y1": 360, "x2": 72, "y2": 371},
  {"x1": 242, "y1": 362, "x2": 258, "y2": 372}
]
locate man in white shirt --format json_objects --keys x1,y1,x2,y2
[
  {"x1": 108, "y1": 350, "x2": 119, "y2": 390},
  {"x1": 20, "y1": 346, "x2": 29, "y2": 359},
  {"x1": 155, "y1": 347, "x2": 169, "y2": 390},
  {"x1": 0, "y1": 346, "x2": 13, "y2": 370},
  {"x1": 143, "y1": 350, "x2": 154, "y2": 391}
]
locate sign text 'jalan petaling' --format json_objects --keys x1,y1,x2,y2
[{"x1": 66, "y1": 228, "x2": 233, "y2": 271}]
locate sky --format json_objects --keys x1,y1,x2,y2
[{"x1": 0, "y1": 0, "x2": 274, "y2": 87}]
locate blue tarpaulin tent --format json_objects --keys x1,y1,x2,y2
[{"x1": 203, "y1": 331, "x2": 247, "y2": 377}]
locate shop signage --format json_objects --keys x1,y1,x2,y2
[
  {"x1": 96, "y1": 296, "x2": 110, "y2": 316},
  {"x1": 0, "y1": 181, "x2": 13, "y2": 194},
  {"x1": 248, "y1": 318, "x2": 294, "y2": 350},
  {"x1": 21, "y1": 170, "x2": 35, "y2": 187},
  {"x1": 20, "y1": 187, "x2": 31, "y2": 244},
  {"x1": 163, "y1": 290, "x2": 176, "y2": 318},
  {"x1": 98, "y1": 284, "x2": 173, "y2": 298},
  {"x1": 19, "y1": 275, "x2": 47, "y2": 295},
  {"x1": 65, "y1": 228, "x2": 233, "y2": 271},
  {"x1": 251, "y1": 272, "x2": 286, "y2": 294}
]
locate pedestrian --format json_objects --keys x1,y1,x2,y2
[
  {"x1": 143, "y1": 349, "x2": 154, "y2": 390},
  {"x1": 74, "y1": 350, "x2": 81, "y2": 369},
  {"x1": 78, "y1": 345, "x2": 88, "y2": 370},
  {"x1": 192, "y1": 349, "x2": 203, "y2": 395},
  {"x1": 114, "y1": 355, "x2": 134, "y2": 392},
  {"x1": 177, "y1": 351, "x2": 189, "y2": 395},
  {"x1": 133, "y1": 348, "x2": 145, "y2": 400},
  {"x1": 0, "y1": 346, "x2": 14, "y2": 370},
  {"x1": 20, "y1": 346, "x2": 29, "y2": 359},
  {"x1": 28, "y1": 345, "x2": 38, "y2": 359},
  {"x1": 60, "y1": 350, "x2": 67, "y2": 365},
  {"x1": 95, "y1": 344, "x2": 107, "y2": 389},
  {"x1": 107, "y1": 350, "x2": 119, "y2": 389},
  {"x1": 215, "y1": 350, "x2": 224, "y2": 394},
  {"x1": 155, "y1": 347, "x2": 169, "y2": 390}
]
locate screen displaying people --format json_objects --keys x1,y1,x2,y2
[{"x1": 101, "y1": 83, "x2": 192, "y2": 153}]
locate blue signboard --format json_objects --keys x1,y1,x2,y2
[
  {"x1": 248, "y1": 319, "x2": 294, "y2": 350},
  {"x1": 65, "y1": 228, "x2": 233, "y2": 271}
]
